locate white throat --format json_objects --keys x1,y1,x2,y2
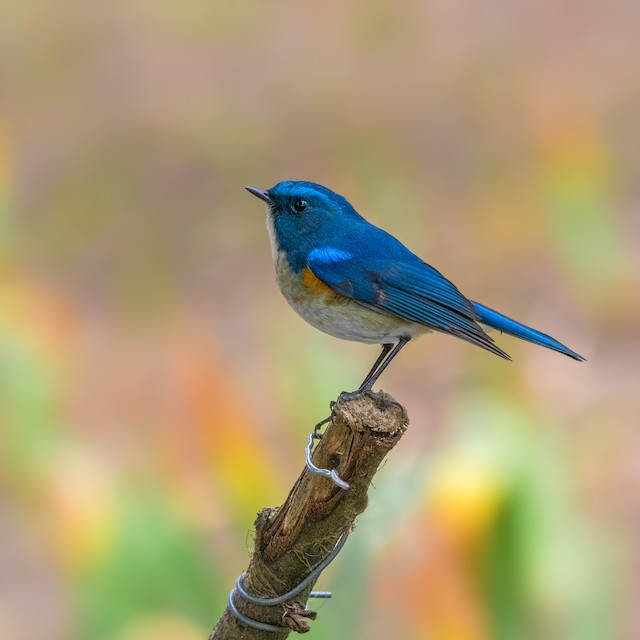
[{"x1": 264, "y1": 207, "x2": 279, "y2": 262}]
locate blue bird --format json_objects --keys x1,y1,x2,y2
[{"x1": 246, "y1": 181, "x2": 585, "y2": 392}]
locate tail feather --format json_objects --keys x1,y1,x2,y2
[{"x1": 472, "y1": 301, "x2": 586, "y2": 362}]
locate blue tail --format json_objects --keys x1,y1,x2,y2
[{"x1": 472, "y1": 302, "x2": 585, "y2": 361}]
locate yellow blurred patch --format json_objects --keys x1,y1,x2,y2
[
  {"x1": 41, "y1": 445, "x2": 117, "y2": 569},
  {"x1": 414, "y1": 619, "x2": 487, "y2": 640},
  {"x1": 529, "y1": 94, "x2": 609, "y2": 187},
  {"x1": 114, "y1": 615, "x2": 205, "y2": 640},
  {"x1": 169, "y1": 318, "x2": 280, "y2": 515},
  {"x1": 428, "y1": 453, "x2": 507, "y2": 544}
]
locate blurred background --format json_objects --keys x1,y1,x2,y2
[{"x1": 1, "y1": 1, "x2": 639, "y2": 639}]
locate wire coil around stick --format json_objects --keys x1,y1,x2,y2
[{"x1": 227, "y1": 530, "x2": 350, "y2": 631}]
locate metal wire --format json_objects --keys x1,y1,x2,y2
[
  {"x1": 227, "y1": 530, "x2": 350, "y2": 632},
  {"x1": 305, "y1": 416, "x2": 350, "y2": 490}
]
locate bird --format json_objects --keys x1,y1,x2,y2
[{"x1": 246, "y1": 181, "x2": 585, "y2": 392}]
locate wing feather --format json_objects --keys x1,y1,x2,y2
[{"x1": 308, "y1": 252, "x2": 510, "y2": 359}]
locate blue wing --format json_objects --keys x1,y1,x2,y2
[{"x1": 307, "y1": 246, "x2": 510, "y2": 359}]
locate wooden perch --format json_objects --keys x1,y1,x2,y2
[{"x1": 209, "y1": 390, "x2": 409, "y2": 639}]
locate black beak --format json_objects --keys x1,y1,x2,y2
[{"x1": 245, "y1": 186, "x2": 272, "y2": 205}]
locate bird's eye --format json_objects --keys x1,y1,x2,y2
[{"x1": 293, "y1": 199, "x2": 308, "y2": 213}]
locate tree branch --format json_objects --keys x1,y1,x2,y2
[{"x1": 209, "y1": 390, "x2": 408, "y2": 639}]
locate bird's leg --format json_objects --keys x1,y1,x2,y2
[
  {"x1": 357, "y1": 338, "x2": 409, "y2": 392},
  {"x1": 356, "y1": 343, "x2": 393, "y2": 392}
]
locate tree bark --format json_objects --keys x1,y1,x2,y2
[{"x1": 209, "y1": 390, "x2": 408, "y2": 639}]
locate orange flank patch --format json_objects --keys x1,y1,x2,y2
[{"x1": 301, "y1": 267, "x2": 343, "y2": 300}]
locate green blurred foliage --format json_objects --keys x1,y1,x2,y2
[{"x1": 1, "y1": 2, "x2": 638, "y2": 639}]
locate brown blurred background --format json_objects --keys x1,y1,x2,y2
[{"x1": 1, "y1": 1, "x2": 639, "y2": 639}]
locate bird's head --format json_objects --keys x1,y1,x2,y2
[{"x1": 246, "y1": 181, "x2": 362, "y2": 241}]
